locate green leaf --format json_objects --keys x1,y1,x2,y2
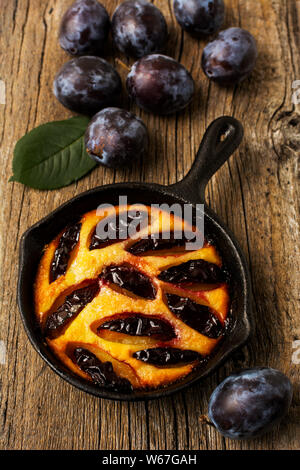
[{"x1": 10, "y1": 116, "x2": 97, "y2": 190}]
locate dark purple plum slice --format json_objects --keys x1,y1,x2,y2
[
  {"x1": 50, "y1": 223, "x2": 81, "y2": 283},
  {"x1": 98, "y1": 314, "x2": 176, "y2": 341},
  {"x1": 127, "y1": 230, "x2": 200, "y2": 255},
  {"x1": 101, "y1": 264, "x2": 157, "y2": 300},
  {"x1": 45, "y1": 280, "x2": 100, "y2": 338},
  {"x1": 90, "y1": 210, "x2": 148, "y2": 250},
  {"x1": 133, "y1": 347, "x2": 202, "y2": 366},
  {"x1": 73, "y1": 347, "x2": 133, "y2": 392},
  {"x1": 166, "y1": 293, "x2": 223, "y2": 339},
  {"x1": 158, "y1": 259, "x2": 223, "y2": 284}
]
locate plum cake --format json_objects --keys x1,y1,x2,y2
[{"x1": 34, "y1": 205, "x2": 230, "y2": 392}]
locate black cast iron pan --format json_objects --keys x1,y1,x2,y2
[{"x1": 18, "y1": 116, "x2": 252, "y2": 401}]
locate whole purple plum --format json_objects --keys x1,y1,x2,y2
[
  {"x1": 85, "y1": 107, "x2": 148, "y2": 168},
  {"x1": 208, "y1": 368, "x2": 293, "y2": 439},
  {"x1": 111, "y1": 0, "x2": 168, "y2": 58},
  {"x1": 126, "y1": 54, "x2": 195, "y2": 115},
  {"x1": 53, "y1": 56, "x2": 122, "y2": 115},
  {"x1": 59, "y1": 0, "x2": 110, "y2": 56},
  {"x1": 173, "y1": 0, "x2": 225, "y2": 36},
  {"x1": 202, "y1": 27, "x2": 258, "y2": 85}
]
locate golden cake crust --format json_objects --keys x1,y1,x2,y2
[{"x1": 34, "y1": 205, "x2": 230, "y2": 390}]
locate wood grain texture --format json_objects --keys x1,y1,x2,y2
[{"x1": 0, "y1": 0, "x2": 299, "y2": 450}]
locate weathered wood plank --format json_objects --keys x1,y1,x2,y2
[{"x1": 0, "y1": 0, "x2": 299, "y2": 450}]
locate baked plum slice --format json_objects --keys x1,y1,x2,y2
[
  {"x1": 97, "y1": 313, "x2": 176, "y2": 341},
  {"x1": 127, "y1": 230, "x2": 201, "y2": 255},
  {"x1": 101, "y1": 264, "x2": 157, "y2": 300},
  {"x1": 50, "y1": 223, "x2": 81, "y2": 283},
  {"x1": 133, "y1": 347, "x2": 202, "y2": 366},
  {"x1": 89, "y1": 210, "x2": 148, "y2": 250},
  {"x1": 166, "y1": 293, "x2": 223, "y2": 339},
  {"x1": 158, "y1": 259, "x2": 223, "y2": 284},
  {"x1": 73, "y1": 347, "x2": 133, "y2": 392},
  {"x1": 45, "y1": 280, "x2": 100, "y2": 339}
]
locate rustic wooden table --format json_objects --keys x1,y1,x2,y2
[{"x1": 0, "y1": 0, "x2": 299, "y2": 451}]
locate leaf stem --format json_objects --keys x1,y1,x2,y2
[
  {"x1": 199, "y1": 415, "x2": 215, "y2": 428},
  {"x1": 115, "y1": 58, "x2": 131, "y2": 73}
]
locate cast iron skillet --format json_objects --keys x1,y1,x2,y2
[{"x1": 18, "y1": 116, "x2": 252, "y2": 401}]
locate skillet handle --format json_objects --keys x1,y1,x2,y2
[{"x1": 170, "y1": 116, "x2": 244, "y2": 204}]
